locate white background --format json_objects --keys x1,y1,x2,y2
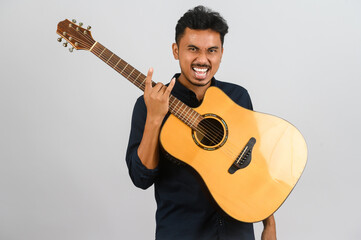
[{"x1": 1, "y1": 0, "x2": 360, "y2": 239}]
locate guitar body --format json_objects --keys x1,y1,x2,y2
[{"x1": 160, "y1": 86, "x2": 307, "y2": 223}]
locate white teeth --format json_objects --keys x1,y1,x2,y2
[{"x1": 193, "y1": 67, "x2": 208, "y2": 72}]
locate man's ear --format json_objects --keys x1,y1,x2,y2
[
  {"x1": 172, "y1": 43, "x2": 179, "y2": 60},
  {"x1": 221, "y1": 47, "x2": 224, "y2": 61}
]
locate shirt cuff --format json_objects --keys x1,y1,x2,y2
[{"x1": 133, "y1": 151, "x2": 159, "y2": 179}]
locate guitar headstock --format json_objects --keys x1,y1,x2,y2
[{"x1": 56, "y1": 19, "x2": 95, "y2": 52}]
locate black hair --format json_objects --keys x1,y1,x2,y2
[{"x1": 175, "y1": 5, "x2": 229, "y2": 46}]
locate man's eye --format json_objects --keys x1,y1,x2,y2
[
  {"x1": 189, "y1": 47, "x2": 196, "y2": 52},
  {"x1": 209, "y1": 49, "x2": 217, "y2": 53}
]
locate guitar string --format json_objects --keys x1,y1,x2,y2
[
  {"x1": 67, "y1": 33, "x2": 237, "y2": 152},
  {"x1": 93, "y1": 47, "x2": 241, "y2": 159},
  {"x1": 70, "y1": 39, "x2": 242, "y2": 163},
  {"x1": 61, "y1": 27, "x2": 230, "y2": 146},
  {"x1": 66, "y1": 32, "x2": 243, "y2": 161},
  {"x1": 82, "y1": 39, "x2": 229, "y2": 146},
  {"x1": 89, "y1": 46, "x2": 244, "y2": 162},
  {"x1": 90, "y1": 45, "x2": 235, "y2": 155},
  {"x1": 66, "y1": 27, "x2": 216, "y2": 138},
  {"x1": 67, "y1": 34, "x2": 242, "y2": 161},
  {"x1": 90, "y1": 45, "x2": 233, "y2": 149}
]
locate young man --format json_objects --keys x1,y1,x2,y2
[{"x1": 126, "y1": 6, "x2": 276, "y2": 240}]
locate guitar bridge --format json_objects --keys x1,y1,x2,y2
[{"x1": 228, "y1": 137, "x2": 256, "y2": 174}]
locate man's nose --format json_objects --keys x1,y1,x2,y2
[{"x1": 196, "y1": 51, "x2": 209, "y2": 64}]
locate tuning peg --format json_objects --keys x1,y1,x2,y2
[
  {"x1": 87, "y1": 26, "x2": 91, "y2": 30},
  {"x1": 72, "y1": 19, "x2": 77, "y2": 23},
  {"x1": 63, "y1": 42, "x2": 68, "y2": 47},
  {"x1": 57, "y1": 37, "x2": 62, "y2": 42},
  {"x1": 79, "y1": 22, "x2": 83, "y2": 27},
  {"x1": 69, "y1": 47, "x2": 74, "y2": 52}
]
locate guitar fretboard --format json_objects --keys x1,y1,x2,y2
[{"x1": 90, "y1": 42, "x2": 203, "y2": 130}]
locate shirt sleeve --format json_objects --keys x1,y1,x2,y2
[
  {"x1": 239, "y1": 90, "x2": 253, "y2": 111},
  {"x1": 125, "y1": 96, "x2": 159, "y2": 190},
  {"x1": 223, "y1": 82, "x2": 253, "y2": 111}
]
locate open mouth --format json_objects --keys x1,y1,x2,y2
[{"x1": 192, "y1": 66, "x2": 210, "y2": 80}]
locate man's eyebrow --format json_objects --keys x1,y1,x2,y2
[
  {"x1": 187, "y1": 45, "x2": 220, "y2": 50},
  {"x1": 187, "y1": 45, "x2": 199, "y2": 49}
]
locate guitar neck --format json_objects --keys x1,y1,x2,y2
[{"x1": 90, "y1": 42, "x2": 203, "y2": 129}]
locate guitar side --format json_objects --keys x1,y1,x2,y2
[{"x1": 159, "y1": 86, "x2": 307, "y2": 223}]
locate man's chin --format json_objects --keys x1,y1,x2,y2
[{"x1": 189, "y1": 78, "x2": 212, "y2": 87}]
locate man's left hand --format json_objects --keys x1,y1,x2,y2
[
  {"x1": 261, "y1": 214, "x2": 276, "y2": 240},
  {"x1": 261, "y1": 225, "x2": 276, "y2": 240}
]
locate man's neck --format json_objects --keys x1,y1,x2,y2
[{"x1": 177, "y1": 74, "x2": 212, "y2": 101}]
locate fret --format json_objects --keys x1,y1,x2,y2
[
  {"x1": 120, "y1": 63, "x2": 129, "y2": 74},
  {"x1": 106, "y1": 53, "x2": 114, "y2": 64},
  {"x1": 173, "y1": 100, "x2": 180, "y2": 112},
  {"x1": 113, "y1": 58, "x2": 122, "y2": 69},
  {"x1": 191, "y1": 111, "x2": 201, "y2": 127},
  {"x1": 133, "y1": 72, "x2": 142, "y2": 84},
  {"x1": 179, "y1": 103, "x2": 187, "y2": 117},
  {"x1": 91, "y1": 44, "x2": 101, "y2": 55},
  {"x1": 170, "y1": 97, "x2": 176, "y2": 106},
  {"x1": 184, "y1": 108, "x2": 191, "y2": 119},
  {"x1": 193, "y1": 114, "x2": 201, "y2": 126},
  {"x1": 140, "y1": 76, "x2": 146, "y2": 87},
  {"x1": 99, "y1": 47, "x2": 106, "y2": 57},
  {"x1": 183, "y1": 109, "x2": 192, "y2": 126},
  {"x1": 127, "y1": 68, "x2": 135, "y2": 79},
  {"x1": 188, "y1": 110, "x2": 197, "y2": 126},
  {"x1": 89, "y1": 41, "x2": 98, "y2": 52}
]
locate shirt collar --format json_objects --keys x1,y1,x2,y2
[{"x1": 170, "y1": 73, "x2": 217, "y2": 108}]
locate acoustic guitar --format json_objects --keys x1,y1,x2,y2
[{"x1": 56, "y1": 19, "x2": 307, "y2": 223}]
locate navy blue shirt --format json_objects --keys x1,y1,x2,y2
[{"x1": 126, "y1": 74, "x2": 255, "y2": 240}]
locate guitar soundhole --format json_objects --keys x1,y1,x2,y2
[{"x1": 192, "y1": 114, "x2": 228, "y2": 151}]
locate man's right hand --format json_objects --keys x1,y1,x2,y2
[
  {"x1": 137, "y1": 68, "x2": 176, "y2": 170},
  {"x1": 143, "y1": 68, "x2": 175, "y2": 124}
]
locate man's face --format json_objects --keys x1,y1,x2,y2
[{"x1": 172, "y1": 28, "x2": 224, "y2": 88}]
